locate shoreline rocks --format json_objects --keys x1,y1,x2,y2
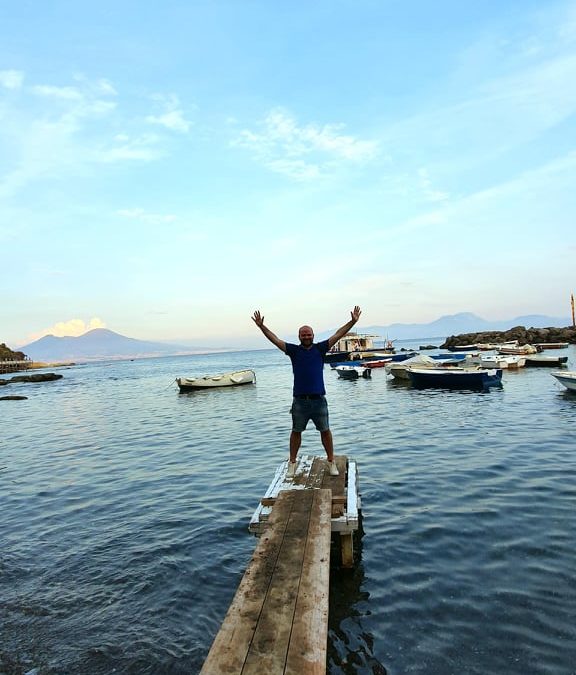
[{"x1": 440, "y1": 325, "x2": 576, "y2": 349}]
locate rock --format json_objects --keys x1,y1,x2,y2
[
  {"x1": 8, "y1": 373, "x2": 64, "y2": 383},
  {"x1": 440, "y1": 325, "x2": 576, "y2": 349}
]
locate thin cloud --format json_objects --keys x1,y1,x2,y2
[
  {"x1": 32, "y1": 84, "x2": 84, "y2": 100},
  {"x1": 0, "y1": 70, "x2": 24, "y2": 89},
  {"x1": 27, "y1": 317, "x2": 107, "y2": 343},
  {"x1": 417, "y1": 168, "x2": 450, "y2": 203},
  {"x1": 146, "y1": 94, "x2": 192, "y2": 133},
  {"x1": 96, "y1": 134, "x2": 162, "y2": 163},
  {"x1": 233, "y1": 108, "x2": 378, "y2": 180},
  {"x1": 116, "y1": 207, "x2": 177, "y2": 225}
]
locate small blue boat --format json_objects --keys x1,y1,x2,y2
[{"x1": 407, "y1": 367, "x2": 503, "y2": 390}]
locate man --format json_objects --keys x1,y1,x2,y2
[{"x1": 252, "y1": 306, "x2": 362, "y2": 478}]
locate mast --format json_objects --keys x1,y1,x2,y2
[{"x1": 572, "y1": 292, "x2": 575, "y2": 327}]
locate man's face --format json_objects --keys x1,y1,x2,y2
[{"x1": 298, "y1": 325, "x2": 314, "y2": 348}]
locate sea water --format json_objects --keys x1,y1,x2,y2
[{"x1": 1, "y1": 343, "x2": 575, "y2": 674}]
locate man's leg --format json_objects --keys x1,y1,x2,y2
[
  {"x1": 289, "y1": 431, "x2": 302, "y2": 462},
  {"x1": 320, "y1": 429, "x2": 334, "y2": 462}
]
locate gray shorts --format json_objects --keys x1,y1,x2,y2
[{"x1": 290, "y1": 396, "x2": 330, "y2": 433}]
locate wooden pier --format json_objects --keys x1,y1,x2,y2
[
  {"x1": 200, "y1": 455, "x2": 361, "y2": 675},
  {"x1": 0, "y1": 359, "x2": 32, "y2": 374}
]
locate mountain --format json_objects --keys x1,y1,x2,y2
[
  {"x1": 17, "y1": 312, "x2": 573, "y2": 361},
  {"x1": 320, "y1": 312, "x2": 572, "y2": 341},
  {"x1": 20, "y1": 329, "x2": 202, "y2": 362}
]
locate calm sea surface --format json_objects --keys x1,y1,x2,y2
[{"x1": 1, "y1": 342, "x2": 576, "y2": 675}]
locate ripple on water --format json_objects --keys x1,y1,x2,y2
[{"x1": 2, "y1": 349, "x2": 576, "y2": 674}]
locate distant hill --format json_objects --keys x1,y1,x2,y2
[
  {"x1": 16, "y1": 312, "x2": 574, "y2": 360},
  {"x1": 20, "y1": 329, "x2": 202, "y2": 362},
  {"x1": 320, "y1": 312, "x2": 572, "y2": 341},
  {"x1": 1, "y1": 342, "x2": 26, "y2": 360}
]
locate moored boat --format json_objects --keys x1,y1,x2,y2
[
  {"x1": 498, "y1": 344, "x2": 539, "y2": 355},
  {"x1": 407, "y1": 367, "x2": 503, "y2": 390},
  {"x1": 385, "y1": 354, "x2": 437, "y2": 380},
  {"x1": 480, "y1": 354, "x2": 526, "y2": 369},
  {"x1": 524, "y1": 355, "x2": 569, "y2": 368},
  {"x1": 430, "y1": 352, "x2": 481, "y2": 366},
  {"x1": 176, "y1": 369, "x2": 256, "y2": 391},
  {"x1": 447, "y1": 344, "x2": 479, "y2": 352},
  {"x1": 354, "y1": 358, "x2": 391, "y2": 368},
  {"x1": 324, "y1": 332, "x2": 381, "y2": 363},
  {"x1": 335, "y1": 365, "x2": 372, "y2": 380},
  {"x1": 534, "y1": 342, "x2": 569, "y2": 350},
  {"x1": 550, "y1": 371, "x2": 576, "y2": 391}
]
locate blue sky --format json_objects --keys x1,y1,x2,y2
[{"x1": 2, "y1": 0, "x2": 575, "y2": 349}]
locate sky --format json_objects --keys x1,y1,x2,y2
[{"x1": 1, "y1": 0, "x2": 576, "y2": 349}]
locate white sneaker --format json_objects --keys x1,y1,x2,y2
[
  {"x1": 328, "y1": 461, "x2": 339, "y2": 476},
  {"x1": 287, "y1": 461, "x2": 296, "y2": 478}
]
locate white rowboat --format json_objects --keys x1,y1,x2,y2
[{"x1": 177, "y1": 369, "x2": 256, "y2": 391}]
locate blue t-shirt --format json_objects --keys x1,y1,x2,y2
[{"x1": 285, "y1": 340, "x2": 329, "y2": 396}]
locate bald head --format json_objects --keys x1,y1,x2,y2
[{"x1": 298, "y1": 325, "x2": 314, "y2": 347}]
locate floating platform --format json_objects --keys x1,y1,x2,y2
[{"x1": 250, "y1": 454, "x2": 360, "y2": 568}]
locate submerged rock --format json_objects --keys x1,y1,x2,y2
[{"x1": 8, "y1": 373, "x2": 64, "y2": 383}]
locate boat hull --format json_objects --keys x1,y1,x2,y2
[
  {"x1": 524, "y1": 356, "x2": 568, "y2": 368},
  {"x1": 177, "y1": 369, "x2": 256, "y2": 391},
  {"x1": 335, "y1": 366, "x2": 372, "y2": 379},
  {"x1": 407, "y1": 368, "x2": 503, "y2": 390},
  {"x1": 551, "y1": 371, "x2": 576, "y2": 391}
]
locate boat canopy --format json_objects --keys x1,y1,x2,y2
[{"x1": 331, "y1": 332, "x2": 379, "y2": 353}]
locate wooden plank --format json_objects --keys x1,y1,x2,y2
[
  {"x1": 285, "y1": 489, "x2": 332, "y2": 674},
  {"x1": 262, "y1": 494, "x2": 345, "y2": 508},
  {"x1": 305, "y1": 457, "x2": 326, "y2": 489},
  {"x1": 346, "y1": 460, "x2": 359, "y2": 526},
  {"x1": 203, "y1": 488, "x2": 333, "y2": 675},
  {"x1": 250, "y1": 454, "x2": 358, "y2": 537},
  {"x1": 340, "y1": 533, "x2": 354, "y2": 569},
  {"x1": 242, "y1": 490, "x2": 315, "y2": 674},
  {"x1": 200, "y1": 491, "x2": 298, "y2": 675},
  {"x1": 320, "y1": 455, "x2": 346, "y2": 495}
]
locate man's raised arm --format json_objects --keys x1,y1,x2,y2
[
  {"x1": 252, "y1": 310, "x2": 287, "y2": 353},
  {"x1": 327, "y1": 306, "x2": 362, "y2": 349}
]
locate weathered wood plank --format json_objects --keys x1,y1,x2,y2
[
  {"x1": 242, "y1": 490, "x2": 314, "y2": 674},
  {"x1": 285, "y1": 489, "x2": 332, "y2": 674},
  {"x1": 200, "y1": 491, "x2": 297, "y2": 675},
  {"x1": 320, "y1": 456, "x2": 346, "y2": 494},
  {"x1": 202, "y1": 488, "x2": 333, "y2": 675},
  {"x1": 305, "y1": 457, "x2": 326, "y2": 489},
  {"x1": 340, "y1": 533, "x2": 354, "y2": 569}
]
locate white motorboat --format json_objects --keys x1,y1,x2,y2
[
  {"x1": 480, "y1": 354, "x2": 526, "y2": 369},
  {"x1": 335, "y1": 365, "x2": 372, "y2": 380},
  {"x1": 550, "y1": 371, "x2": 576, "y2": 392},
  {"x1": 176, "y1": 369, "x2": 256, "y2": 391},
  {"x1": 525, "y1": 355, "x2": 569, "y2": 368}
]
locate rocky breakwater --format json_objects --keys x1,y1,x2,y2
[
  {"x1": 441, "y1": 325, "x2": 576, "y2": 349},
  {"x1": 0, "y1": 373, "x2": 63, "y2": 401}
]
